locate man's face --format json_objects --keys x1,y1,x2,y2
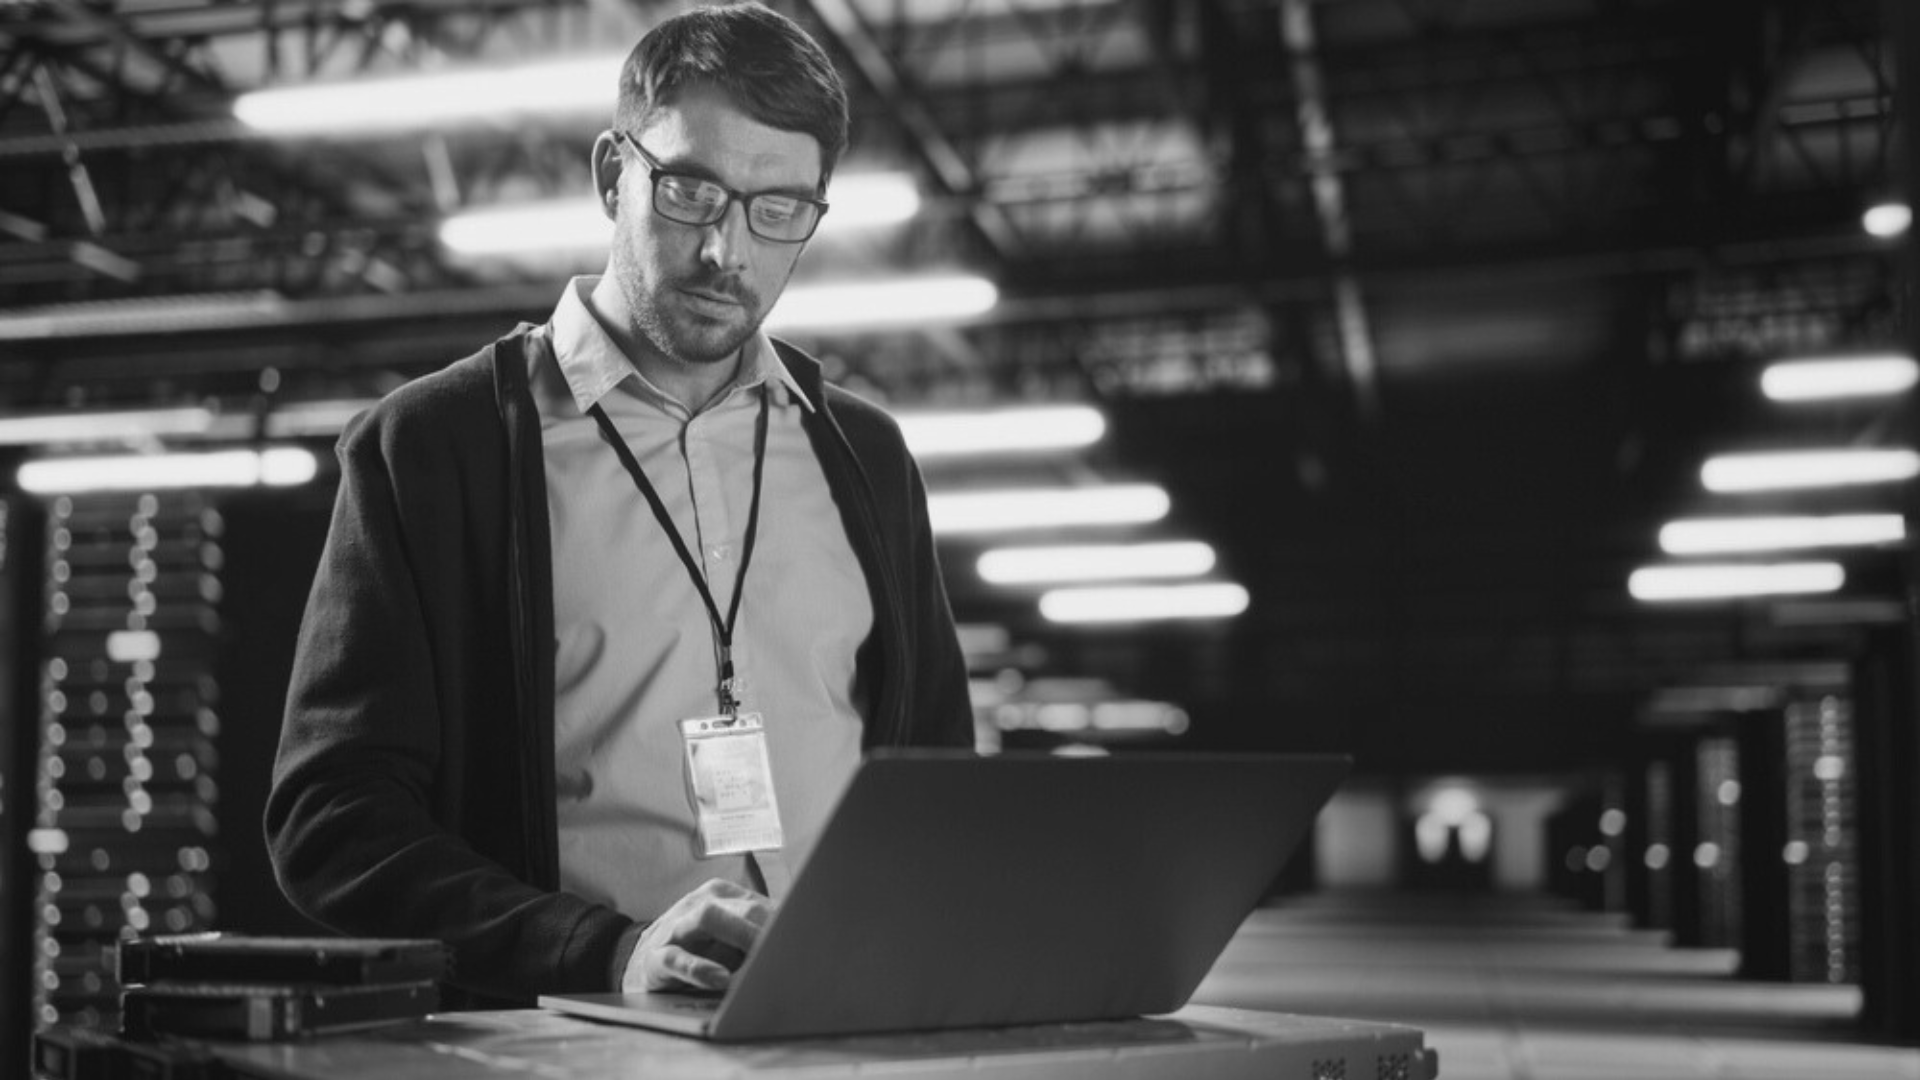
[{"x1": 607, "y1": 85, "x2": 823, "y2": 368}]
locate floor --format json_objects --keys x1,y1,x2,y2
[{"x1": 1192, "y1": 891, "x2": 1920, "y2": 1080}]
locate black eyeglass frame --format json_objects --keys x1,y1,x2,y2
[{"x1": 611, "y1": 130, "x2": 830, "y2": 244}]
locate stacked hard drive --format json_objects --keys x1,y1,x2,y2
[
  {"x1": 115, "y1": 933, "x2": 448, "y2": 1040},
  {"x1": 31, "y1": 934, "x2": 448, "y2": 1079}
]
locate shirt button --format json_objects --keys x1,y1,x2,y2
[{"x1": 711, "y1": 544, "x2": 731, "y2": 561}]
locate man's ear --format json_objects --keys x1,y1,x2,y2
[{"x1": 590, "y1": 131, "x2": 624, "y2": 221}]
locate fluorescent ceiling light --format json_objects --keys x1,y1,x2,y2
[
  {"x1": 0, "y1": 400, "x2": 368, "y2": 449},
  {"x1": 1039, "y1": 582, "x2": 1249, "y2": 623},
  {"x1": 17, "y1": 447, "x2": 318, "y2": 494},
  {"x1": 1627, "y1": 561, "x2": 1844, "y2": 602},
  {"x1": 0, "y1": 288, "x2": 561, "y2": 341},
  {"x1": 1761, "y1": 354, "x2": 1918, "y2": 401},
  {"x1": 1863, "y1": 202, "x2": 1912, "y2": 238},
  {"x1": 929, "y1": 484, "x2": 1169, "y2": 535},
  {"x1": 1659, "y1": 514, "x2": 1905, "y2": 554},
  {"x1": 263, "y1": 399, "x2": 379, "y2": 438},
  {"x1": 978, "y1": 541, "x2": 1215, "y2": 584},
  {"x1": 199, "y1": 397, "x2": 379, "y2": 441},
  {"x1": 1701, "y1": 449, "x2": 1920, "y2": 492},
  {"x1": 439, "y1": 173, "x2": 922, "y2": 256},
  {"x1": 824, "y1": 172, "x2": 922, "y2": 229},
  {"x1": 234, "y1": 54, "x2": 623, "y2": 136},
  {"x1": 0, "y1": 406, "x2": 213, "y2": 447},
  {"x1": 440, "y1": 200, "x2": 610, "y2": 256},
  {"x1": 881, "y1": 0, "x2": 1120, "y2": 20},
  {"x1": 767, "y1": 274, "x2": 997, "y2": 332},
  {"x1": 0, "y1": 291, "x2": 286, "y2": 341},
  {"x1": 899, "y1": 405, "x2": 1104, "y2": 459}
]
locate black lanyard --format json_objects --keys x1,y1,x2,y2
[{"x1": 588, "y1": 389, "x2": 770, "y2": 717}]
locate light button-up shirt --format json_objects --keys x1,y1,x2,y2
[{"x1": 529, "y1": 277, "x2": 871, "y2": 922}]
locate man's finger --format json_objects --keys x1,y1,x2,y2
[
  {"x1": 648, "y1": 946, "x2": 731, "y2": 992},
  {"x1": 739, "y1": 894, "x2": 775, "y2": 928},
  {"x1": 692, "y1": 878, "x2": 757, "y2": 902},
  {"x1": 683, "y1": 940, "x2": 746, "y2": 971},
  {"x1": 690, "y1": 900, "x2": 766, "y2": 951},
  {"x1": 623, "y1": 880, "x2": 775, "y2": 992},
  {"x1": 683, "y1": 879, "x2": 773, "y2": 926}
]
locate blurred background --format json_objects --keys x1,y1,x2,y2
[{"x1": 3, "y1": 0, "x2": 1919, "y2": 1076}]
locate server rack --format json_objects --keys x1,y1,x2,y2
[
  {"x1": 1642, "y1": 758, "x2": 1674, "y2": 931},
  {"x1": 3, "y1": 494, "x2": 46, "y2": 1077},
  {"x1": 1784, "y1": 696, "x2": 1860, "y2": 984},
  {"x1": 30, "y1": 493, "x2": 223, "y2": 1031},
  {"x1": 1695, "y1": 735, "x2": 1742, "y2": 949}
]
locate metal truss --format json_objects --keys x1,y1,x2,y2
[
  {"x1": 0, "y1": 0, "x2": 1901, "y2": 392},
  {"x1": 1308, "y1": 0, "x2": 1893, "y2": 256},
  {"x1": 0, "y1": 0, "x2": 632, "y2": 307},
  {"x1": 783, "y1": 0, "x2": 1898, "y2": 299}
]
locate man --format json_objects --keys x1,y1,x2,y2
[{"x1": 265, "y1": 2, "x2": 974, "y2": 1008}]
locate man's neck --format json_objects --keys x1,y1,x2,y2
[
  {"x1": 642, "y1": 349, "x2": 743, "y2": 416},
  {"x1": 586, "y1": 276, "x2": 742, "y2": 414}
]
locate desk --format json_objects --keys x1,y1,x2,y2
[{"x1": 205, "y1": 1005, "x2": 1436, "y2": 1079}]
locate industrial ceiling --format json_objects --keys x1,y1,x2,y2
[{"x1": 0, "y1": 0, "x2": 1905, "y2": 771}]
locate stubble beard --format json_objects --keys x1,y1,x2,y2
[{"x1": 618, "y1": 248, "x2": 765, "y2": 368}]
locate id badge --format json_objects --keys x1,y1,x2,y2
[{"x1": 679, "y1": 712, "x2": 785, "y2": 857}]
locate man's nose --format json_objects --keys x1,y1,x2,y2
[{"x1": 698, "y1": 199, "x2": 752, "y2": 272}]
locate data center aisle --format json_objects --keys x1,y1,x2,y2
[{"x1": 1193, "y1": 891, "x2": 1920, "y2": 1080}]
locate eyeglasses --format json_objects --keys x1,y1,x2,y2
[{"x1": 613, "y1": 131, "x2": 829, "y2": 244}]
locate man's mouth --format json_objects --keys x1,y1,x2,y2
[{"x1": 678, "y1": 277, "x2": 753, "y2": 308}]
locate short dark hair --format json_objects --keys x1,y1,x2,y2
[{"x1": 616, "y1": 2, "x2": 850, "y2": 189}]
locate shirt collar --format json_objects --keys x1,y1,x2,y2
[{"x1": 549, "y1": 275, "x2": 814, "y2": 415}]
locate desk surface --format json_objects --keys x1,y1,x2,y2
[{"x1": 208, "y1": 1004, "x2": 1436, "y2": 1079}]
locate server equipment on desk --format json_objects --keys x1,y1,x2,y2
[
  {"x1": 118, "y1": 980, "x2": 439, "y2": 1042},
  {"x1": 114, "y1": 934, "x2": 446, "y2": 1041},
  {"x1": 117, "y1": 934, "x2": 449, "y2": 987},
  {"x1": 31, "y1": 935, "x2": 449, "y2": 1078}
]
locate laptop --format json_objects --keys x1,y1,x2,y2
[{"x1": 540, "y1": 749, "x2": 1350, "y2": 1041}]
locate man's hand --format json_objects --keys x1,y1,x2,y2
[{"x1": 622, "y1": 879, "x2": 773, "y2": 992}]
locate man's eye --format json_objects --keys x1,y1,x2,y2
[
  {"x1": 664, "y1": 179, "x2": 724, "y2": 210},
  {"x1": 753, "y1": 198, "x2": 800, "y2": 225}
]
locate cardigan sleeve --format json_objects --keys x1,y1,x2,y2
[
  {"x1": 263, "y1": 391, "x2": 633, "y2": 1002},
  {"x1": 899, "y1": 452, "x2": 978, "y2": 750},
  {"x1": 827, "y1": 388, "x2": 975, "y2": 750}
]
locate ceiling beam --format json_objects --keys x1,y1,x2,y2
[
  {"x1": 800, "y1": 0, "x2": 1024, "y2": 262},
  {"x1": 0, "y1": 220, "x2": 1886, "y2": 354},
  {"x1": 8, "y1": 0, "x2": 567, "y2": 47},
  {"x1": 42, "y1": 0, "x2": 226, "y2": 93},
  {"x1": 1280, "y1": 0, "x2": 1379, "y2": 422}
]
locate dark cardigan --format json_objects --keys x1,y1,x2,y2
[{"x1": 264, "y1": 330, "x2": 973, "y2": 1004}]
